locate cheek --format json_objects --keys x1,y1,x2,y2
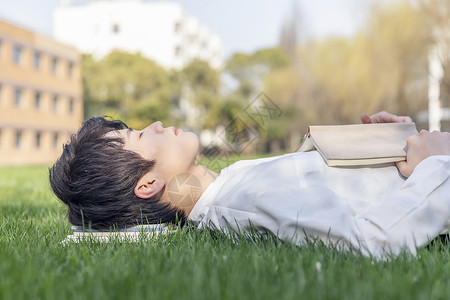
[
  {"x1": 160, "y1": 133, "x2": 199, "y2": 164},
  {"x1": 172, "y1": 134, "x2": 198, "y2": 162},
  {"x1": 130, "y1": 147, "x2": 157, "y2": 162},
  {"x1": 183, "y1": 132, "x2": 199, "y2": 152},
  {"x1": 134, "y1": 139, "x2": 159, "y2": 161}
]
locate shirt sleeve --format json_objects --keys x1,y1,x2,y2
[{"x1": 352, "y1": 155, "x2": 450, "y2": 256}]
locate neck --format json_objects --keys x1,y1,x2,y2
[{"x1": 161, "y1": 164, "x2": 218, "y2": 217}]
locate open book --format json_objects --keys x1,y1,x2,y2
[{"x1": 296, "y1": 122, "x2": 418, "y2": 166}]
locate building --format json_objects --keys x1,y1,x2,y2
[
  {"x1": 53, "y1": 0, "x2": 223, "y2": 69},
  {"x1": 0, "y1": 19, "x2": 83, "y2": 166}
]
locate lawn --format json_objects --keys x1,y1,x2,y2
[{"x1": 1, "y1": 156, "x2": 450, "y2": 300}]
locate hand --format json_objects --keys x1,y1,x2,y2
[
  {"x1": 396, "y1": 130, "x2": 450, "y2": 177},
  {"x1": 361, "y1": 111, "x2": 412, "y2": 124}
]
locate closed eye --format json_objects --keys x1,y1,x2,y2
[{"x1": 139, "y1": 132, "x2": 143, "y2": 139}]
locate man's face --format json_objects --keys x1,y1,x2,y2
[{"x1": 110, "y1": 121, "x2": 200, "y2": 177}]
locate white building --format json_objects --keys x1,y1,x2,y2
[{"x1": 53, "y1": 0, "x2": 223, "y2": 69}]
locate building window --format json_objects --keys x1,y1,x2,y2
[
  {"x1": 14, "y1": 88, "x2": 22, "y2": 107},
  {"x1": 35, "y1": 132, "x2": 41, "y2": 148},
  {"x1": 51, "y1": 57, "x2": 58, "y2": 74},
  {"x1": 34, "y1": 52, "x2": 41, "y2": 70},
  {"x1": 53, "y1": 133, "x2": 59, "y2": 149},
  {"x1": 13, "y1": 45, "x2": 22, "y2": 64},
  {"x1": 174, "y1": 46, "x2": 181, "y2": 56},
  {"x1": 69, "y1": 97, "x2": 74, "y2": 113},
  {"x1": 174, "y1": 22, "x2": 181, "y2": 33},
  {"x1": 34, "y1": 92, "x2": 41, "y2": 109},
  {"x1": 15, "y1": 130, "x2": 22, "y2": 148},
  {"x1": 52, "y1": 95, "x2": 58, "y2": 112},
  {"x1": 68, "y1": 62, "x2": 73, "y2": 78},
  {"x1": 112, "y1": 23, "x2": 120, "y2": 34}
]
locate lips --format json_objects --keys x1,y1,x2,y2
[{"x1": 168, "y1": 126, "x2": 182, "y2": 136}]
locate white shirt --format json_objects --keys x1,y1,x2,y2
[{"x1": 188, "y1": 151, "x2": 450, "y2": 257}]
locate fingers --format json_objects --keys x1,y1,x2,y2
[
  {"x1": 396, "y1": 133, "x2": 419, "y2": 178},
  {"x1": 396, "y1": 160, "x2": 412, "y2": 178},
  {"x1": 398, "y1": 116, "x2": 413, "y2": 122},
  {"x1": 360, "y1": 113, "x2": 372, "y2": 124},
  {"x1": 395, "y1": 129, "x2": 449, "y2": 178},
  {"x1": 419, "y1": 129, "x2": 429, "y2": 136},
  {"x1": 361, "y1": 111, "x2": 413, "y2": 124},
  {"x1": 378, "y1": 112, "x2": 401, "y2": 123}
]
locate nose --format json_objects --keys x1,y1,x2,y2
[{"x1": 143, "y1": 121, "x2": 164, "y2": 134}]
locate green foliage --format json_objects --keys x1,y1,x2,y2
[
  {"x1": 79, "y1": 1, "x2": 444, "y2": 154},
  {"x1": 226, "y1": 48, "x2": 289, "y2": 99},
  {"x1": 419, "y1": 0, "x2": 450, "y2": 108},
  {"x1": 179, "y1": 60, "x2": 222, "y2": 128},
  {"x1": 225, "y1": 52, "x2": 253, "y2": 81},
  {"x1": 82, "y1": 51, "x2": 172, "y2": 127},
  {"x1": 259, "y1": 0, "x2": 433, "y2": 153},
  {"x1": 226, "y1": 48, "x2": 289, "y2": 82},
  {"x1": 127, "y1": 94, "x2": 171, "y2": 129},
  {"x1": 2, "y1": 165, "x2": 450, "y2": 300},
  {"x1": 252, "y1": 48, "x2": 291, "y2": 69},
  {"x1": 223, "y1": 48, "x2": 293, "y2": 151},
  {"x1": 204, "y1": 94, "x2": 248, "y2": 129},
  {"x1": 285, "y1": 1, "x2": 430, "y2": 126},
  {"x1": 182, "y1": 59, "x2": 220, "y2": 94},
  {"x1": 365, "y1": 1, "x2": 430, "y2": 115}
]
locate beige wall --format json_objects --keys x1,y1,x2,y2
[{"x1": 0, "y1": 20, "x2": 83, "y2": 165}]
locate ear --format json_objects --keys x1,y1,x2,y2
[{"x1": 134, "y1": 173, "x2": 165, "y2": 199}]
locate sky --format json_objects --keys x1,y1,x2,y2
[{"x1": 0, "y1": 0, "x2": 375, "y2": 57}]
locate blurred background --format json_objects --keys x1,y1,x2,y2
[{"x1": 0, "y1": 0, "x2": 449, "y2": 165}]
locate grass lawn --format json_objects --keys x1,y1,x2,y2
[{"x1": 1, "y1": 155, "x2": 450, "y2": 300}]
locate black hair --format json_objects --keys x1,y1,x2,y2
[{"x1": 49, "y1": 117, "x2": 186, "y2": 230}]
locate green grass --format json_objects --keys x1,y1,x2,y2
[{"x1": 1, "y1": 156, "x2": 450, "y2": 300}]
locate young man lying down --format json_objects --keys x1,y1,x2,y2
[{"x1": 49, "y1": 111, "x2": 450, "y2": 257}]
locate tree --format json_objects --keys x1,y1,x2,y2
[
  {"x1": 420, "y1": 0, "x2": 450, "y2": 109},
  {"x1": 286, "y1": 1, "x2": 430, "y2": 125},
  {"x1": 365, "y1": 1, "x2": 430, "y2": 116},
  {"x1": 181, "y1": 60, "x2": 221, "y2": 109},
  {"x1": 82, "y1": 51, "x2": 171, "y2": 128},
  {"x1": 179, "y1": 60, "x2": 221, "y2": 129},
  {"x1": 258, "y1": 0, "x2": 433, "y2": 152},
  {"x1": 279, "y1": 0, "x2": 301, "y2": 61},
  {"x1": 224, "y1": 48, "x2": 290, "y2": 152},
  {"x1": 226, "y1": 48, "x2": 289, "y2": 99},
  {"x1": 263, "y1": 65, "x2": 306, "y2": 151}
]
